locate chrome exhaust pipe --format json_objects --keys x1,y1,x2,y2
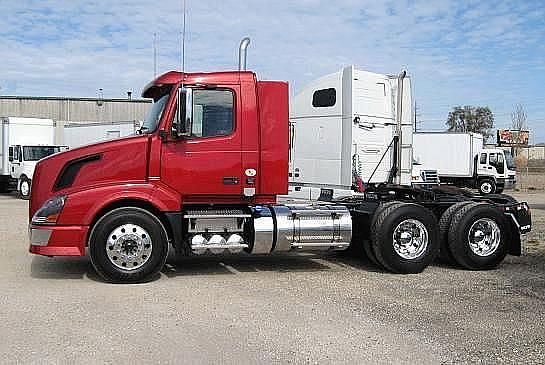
[
  {"x1": 395, "y1": 70, "x2": 406, "y2": 184},
  {"x1": 238, "y1": 37, "x2": 251, "y2": 71}
]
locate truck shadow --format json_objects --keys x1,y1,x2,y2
[
  {"x1": 162, "y1": 252, "x2": 387, "y2": 278},
  {"x1": 30, "y1": 252, "x2": 388, "y2": 282},
  {"x1": 30, "y1": 255, "x2": 95, "y2": 280}
]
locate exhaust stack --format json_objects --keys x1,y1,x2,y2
[{"x1": 238, "y1": 37, "x2": 251, "y2": 71}]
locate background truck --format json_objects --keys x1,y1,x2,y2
[
  {"x1": 1, "y1": 117, "x2": 68, "y2": 199},
  {"x1": 413, "y1": 132, "x2": 516, "y2": 194},
  {"x1": 61, "y1": 121, "x2": 138, "y2": 148},
  {"x1": 28, "y1": 40, "x2": 530, "y2": 283},
  {"x1": 288, "y1": 66, "x2": 438, "y2": 201}
]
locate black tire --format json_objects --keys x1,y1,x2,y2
[
  {"x1": 371, "y1": 203, "x2": 439, "y2": 274},
  {"x1": 447, "y1": 203, "x2": 509, "y2": 270},
  {"x1": 478, "y1": 179, "x2": 496, "y2": 195},
  {"x1": 89, "y1": 207, "x2": 169, "y2": 283},
  {"x1": 495, "y1": 187, "x2": 504, "y2": 194},
  {"x1": 18, "y1": 177, "x2": 31, "y2": 200},
  {"x1": 437, "y1": 201, "x2": 476, "y2": 264},
  {"x1": 364, "y1": 201, "x2": 403, "y2": 268}
]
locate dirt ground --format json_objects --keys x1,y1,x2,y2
[{"x1": 0, "y1": 191, "x2": 543, "y2": 364}]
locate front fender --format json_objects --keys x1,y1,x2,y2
[{"x1": 57, "y1": 182, "x2": 181, "y2": 226}]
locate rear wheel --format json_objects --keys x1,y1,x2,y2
[
  {"x1": 19, "y1": 177, "x2": 31, "y2": 200},
  {"x1": 447, "y1": 203, "x2": 509, "y2": 270},
  {"x1": 89, "y1": 207, "x2": 169, "y2": 283},
  {"x1": 437, "y1": 201, "x2": 475, "y2": 264},
  {"x1": 371, "y1": 203, "x2": 439, "y2": 274},
  {"x1": 478, "y1": 179, "x2": 496, "y2": 195},
  {"x1": 364, "y1": 201, "x2": 403, "y2": 268}
]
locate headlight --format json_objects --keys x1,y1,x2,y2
[{"x1": 32, "y1": 195, "x2": 67, "y2": 225}]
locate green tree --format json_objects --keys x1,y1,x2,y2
[{"x1": 446, "y1": 106, "x2": 494, "y2": 139}]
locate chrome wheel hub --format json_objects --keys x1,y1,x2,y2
[
  {"x1": 468, "y1": 218, "x2": 501, "y2": 257},
  {"x1": 106, "y1": 224, "x2": 152, "y2": 270},
  {"x1": 392, "y1": 219, "x2": 429, "y2": 260},
  {"x1": 481, "y1": 182, "x2": 492, "y2": 194},
  {"x1": 20, "y1": 181, "x2": 30, "y2": 196}
]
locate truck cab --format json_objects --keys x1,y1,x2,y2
[
  {"x1": 9, "y1": 144, "x2": 69, "y2": 199},
  {"x1": 476, "y1": 148, "x2": 516, "y2": 194}
]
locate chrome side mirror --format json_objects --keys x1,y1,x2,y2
[{"x1": 173, "y1": 87, "x2": 193, "y2": 138}]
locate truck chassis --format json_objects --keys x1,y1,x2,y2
[{"x1": 79, "y1": 184, "x2": 531, "y2": 282}]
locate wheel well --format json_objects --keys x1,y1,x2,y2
[
  {"x1": 479, "y1": 177, "x2": 495, "y2": 184},
  {"x1": 89, "y1": 199, "x2": 174, "y2": 246}
]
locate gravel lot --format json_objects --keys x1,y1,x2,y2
[{"x1": 0, "y1": 191, "x2": 544, "y2": 364}]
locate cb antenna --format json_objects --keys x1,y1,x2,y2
[{"x1": 181, "y1": 0, "x2": 187, "y2": 75}]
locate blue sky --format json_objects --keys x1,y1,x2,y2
[{"x1": 2, "y1": 0, "x2": 545, "y2": 142}]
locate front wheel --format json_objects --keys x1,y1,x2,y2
[
  {"x1": 89, "y1": 207, "x2": 169, "y2": 283},
  {"x1": 19, "y1": 177, "x2": 31, "y2": 200},
  {"x1": 478, "y1": 179, "x2": 496, "y2": 195}
]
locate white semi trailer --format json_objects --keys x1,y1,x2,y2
[
  {"x1": 62, "y1": 121, "x2": 138, "y2": 148},
  {"x1": 413, "y1": 132, "x2": 516, "y2": 194},
  {"x1": 0, "y1": 117, "x2": 68, "y2": 198},
  {"x1": 288, "y1": 65, "x2": 438, "y2": 200}
]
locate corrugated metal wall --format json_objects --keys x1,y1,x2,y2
[{"x1": 0, "y1": 96, "x2": 151, "y2": 123}]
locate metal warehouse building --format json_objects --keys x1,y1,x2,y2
[{"x1": 0, "y1": 95, "x2": 151, "y2": 123}]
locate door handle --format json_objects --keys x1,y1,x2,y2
[{"x1": 223, "y1": 177, "x2": 239, "y2": 185}]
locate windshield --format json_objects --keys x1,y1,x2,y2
[
  {"x1": 504, "y1": 150, "x2": 516, "y2": 170},
  {"x1": 23, "y1": 146, "x2": 65, "y2": 161},
  {"x1": 140, "y1": 91, "x2": 171, "y2": 134}
]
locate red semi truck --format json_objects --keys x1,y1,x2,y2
[{"x1": 28, "y1": 51, "x2": 531, "y2": 283}]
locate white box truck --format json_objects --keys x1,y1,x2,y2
[
  {"x1": 413, "y1": 132, "x2": 516, "y2": 194},
  {"x1": 1, "y1": 117, "x2": 68, "y2": 199},
  {"x1": 288, "y1": 65, "x2": 438, "y2": 200},
  {"x1": 62, "y1": 121, "x2": 138, "y2": 148}
]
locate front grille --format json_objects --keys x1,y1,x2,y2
[{"x1": 422, "y1": 170, "x2": 439, "y2": 183}]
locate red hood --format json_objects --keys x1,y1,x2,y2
[{"x1": 30, "y1": 134, "x2": 150, "y2": 220}]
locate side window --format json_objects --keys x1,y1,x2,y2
[
  {"x1": 12, "y1": 147, "x2": 19, "y2": 162},
  {"x1": 479, "y1": 153, "x2": 487, "y2": 164},
  {"x1": 8, "y1": 147, "x2": 13, "y2": 161},
  {"x1": 489, "y1": 153, "x2": 497, "y2": 165},
  {"x1": 312, "y1": 88, "x2": 336, "y2": 107},
  {"x1": 191, "y1": 89, "x2": 234, "y2": 138}
]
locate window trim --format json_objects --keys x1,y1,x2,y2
[
  {"x1": 312, "y1": 88, "x2": 337, "y2": 108},
  {"x1": 183, "y1": 87, "x2": 237, "y2": 140}
]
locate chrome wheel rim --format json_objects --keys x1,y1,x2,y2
[
  {"x1": 20, "y1": 181, "x2": 30, "y2": 196},
  {"x1": 467, "y1": 218, "x2": 501, "y2": 257},
  {"x1": 392, "y1": 219, "x2": 429, "y2": 260},
  {"x1": 481, "y1": 182, "x2": 492, "y2": 194},
  {"x1": 106, "y1": 224, "x2": 152, "y2": 270}
]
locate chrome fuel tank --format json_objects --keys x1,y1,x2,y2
[{"x1": 255, "y1": 204, "x2": 352, "y2": 252}]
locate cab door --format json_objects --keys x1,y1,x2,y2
[
  {"x1": 488, "y1": 152, "x2": 505, "y2": 177},
  {"x1": 160, "y1": 86, "x2": 243, "y2": 200},
  {"x1": 10, "y1": 145, "x2": 24, "y2": 179}
]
